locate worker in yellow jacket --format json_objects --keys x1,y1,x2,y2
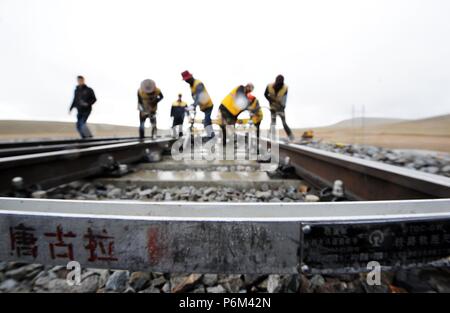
[
  {"x1": 247, "y1": 93, "x2": 263, "y2": 154},
  {"x1": 181, "y1": 70, "x2": 215, "y2": 141},
  {"x1": 137, "y1": 79, "x2": 164, "y2": 139},
  {"x1": 219, "y1": 83, "x2": 254, "y2": 145},
  {"x1": 264, "y1": 75, "x2": 294, "y2": 141},
  {"x1": 171, "y1": 93, "x2": 188, "y2": 138}
]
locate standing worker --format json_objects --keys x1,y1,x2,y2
[
  {"x1": 137, "y1": 79, "x2": 164, "y2": 139},
  {"x1": 247, "y1": 93, "x2": 263, "y2": 154},
  {"x1": 181, "y1": 71, "x2": 215, "y2": 142},
  {"x1": 219, "y1": 83, "x2": 254, "y2": 145},
  {"x1": 69, "y1": 75, "x2": 97, "y2": 139},
  {"x1": 264, "y1": 75, "x2": 294, "y2": 141},
  {"x1": 171, "y1": 93, "x2": 187, "y2": 138}
]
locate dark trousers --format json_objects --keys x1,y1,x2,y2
[
  {"x1": 203, "y1": 107, "x2": 214, "y2": 138},
  {"x1": 271, "y1": 109, "x2": 293, "y2": 138},
  {"x1": 219, "y1": 105, "x2": 238, "y2": 147},
  {"x1": 255, "y1": 122, "x2": 261, "y2": 155},
  {"x1": 76, "y1": 109, "x2": 92, "y2": 138},
  {"x1": 139, "y1": 112, "x2": 157, "y2": 138},
  {"x1": 172, "y1": 108, "x2": 185, "y2": 137},
  {"x1": 172, "y1": 108, "x2": 185, "y2": 127}
]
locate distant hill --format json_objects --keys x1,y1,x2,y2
[
  {"x1": 1, "y1": 115, "x2": 449, "y2": 152},
  {"x1": 384, "y1": 114, "x2": 450, "y2": 137},
  {"x1": 0, "y1": 120, "x2": 137, "y2": 140},
  {"x1": 327, "y1": 117, "x2": 406, "y2": 129},
  {"x1": 293, "y1": 114, "x2": 450, "y2": 153}
]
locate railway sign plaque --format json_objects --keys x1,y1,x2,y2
[{"x1": 302, "y1": 218, "x2": 450, "y2": 272}]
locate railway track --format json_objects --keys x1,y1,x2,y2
[
  {"x1": 0, "y1": 137, "x2": 141, "y2": 158},
  {"x1": 0, "y1": 137, "x2": 173, "y2": 194},
  {"x1": 0, "y1": 135, "x2": 449, "y2": 277}
]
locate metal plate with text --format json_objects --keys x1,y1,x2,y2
[
  {"x1": 302, "y1": 218, "x2": 450, "y2": 272},
  {"x1": 0, "y1": 213, "x2": 300, "y2": 274}
]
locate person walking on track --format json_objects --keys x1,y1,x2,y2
[{"x1": 69, "y1": 75, "x2": 97, "y2": 139}]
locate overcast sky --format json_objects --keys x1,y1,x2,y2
[{"x1": 0, "y1": 0, "x2": 449, "y2": 129}]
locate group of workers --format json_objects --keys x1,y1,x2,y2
[{"x1": 70, "y1": 71, "x2": 295, "y2": 143}]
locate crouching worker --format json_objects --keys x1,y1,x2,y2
[
  {"x1": 137, "y1": 79, "x2": 163, "y2": 139},
  {"x1": 219, "y1": 83, "x2": 254, "y2": 146},
  {"x1": 247, "y1": 93, "x2": 263, "y2": 155},
  {"x1": 171, "y1": 93, "x2": 187, "y2": 138}
]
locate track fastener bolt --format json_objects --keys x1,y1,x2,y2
[
  {"x1": 12, "y1": 177, "x2": 24, "y2": 189},
  {"x1": 302, "y1": 225, "x2": 312, "y2": 234},
  {"x1": 300, "y1": 264, "x2": 310, "y2": 273}
]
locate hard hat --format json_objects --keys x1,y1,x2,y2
[
  {"x1": 141, "y1": 79, "x2": 156, "y2": 93},
  {"x1": 181, "y1": 70, "x2": 193, "y2": 81}
]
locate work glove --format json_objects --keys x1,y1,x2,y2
[{"x1": 186, "y1": 104, "x2": 196, "y2": 112}]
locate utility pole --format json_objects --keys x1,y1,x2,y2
[
  {"x1": 361, "y1": 104, "x2": 366, "y2": 145},
  {"x1": 351, "y1": 104, "x2": 355, "y2": 143}
]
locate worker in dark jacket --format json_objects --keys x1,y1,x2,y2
[
  {"x1": 171, "y1": 93, "x2": 187, "y2": 138},
  {"x1": 69, "y1": 76, "x2": 97, "y2": 138},
  {"x1": 264, "y1": 74, "x2": 294, "y2": 141}
]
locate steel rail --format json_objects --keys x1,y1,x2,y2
[
  {"x1": 262, "y1": 138, "x2": 450, "y2": 200},
  {"x1": 0, "y1": 138, "x2": 140, "y2": 158},
  {"x1": 0, "y1": 138, "x2": 174, "y2": 194},
  {"x1": 0, "y1": 136, "x2": 143, "y2": 149},
  {"x1": 1, "y1": 198, "x2": 449, "y2": 274}
]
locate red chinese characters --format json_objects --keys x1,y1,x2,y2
[
  {"x1": 84, "y1": 228, "x2": 118, "y2": 262},
  {"x1": 9, "y1": 223, "x2": 120, "y2": 263},
  {"x1": 10, "y1": 223, "x2": 38, "y2": 258},
  {"x1": 44, "y1": 225, "x2": 76, "y2": 260}
]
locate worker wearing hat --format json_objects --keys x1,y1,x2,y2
[
  {"x1": 171, "y1": 93, "x2": 188, "y2": 138},
  {"x1": 264, "y1": 74, "x2": 294, "y2": 141},
  {"x1": 219, "y1": 83, "x2": 254, "y2": 146},
  {"x1": 181, "y1": 71, "x2": 215, "y2": 141},
  {"x1": 137, "y1": 79, "x2": 164, "y2": 139}
]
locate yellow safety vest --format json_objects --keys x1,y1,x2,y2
[
  {"x1": 248, "y1": 97, "x2": 263, "y2": 124},
  {"x1": 191, "y1": 79, "x2": 213, "y2": 111},
  {"x1": 172, "y1": 100, "x2": 187, "y2": 107},
  {"x1": 221, "y1": 86, "x2": 248, "y2": 117},
  {"x1": 138, "y1": 88, "x2": 162, "y2": 113},
  {"x1": 267, "y1": 83, "x2": 288, "y2": 110}
]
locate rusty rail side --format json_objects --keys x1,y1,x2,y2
[
  {"x1": 0, "y1": 138, "x2": 173, "y2": 194},
  {"x1": 262, "y1": 139, "x2": 450, "y2": 200}
]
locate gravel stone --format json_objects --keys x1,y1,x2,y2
[{"x1": 105, "y1": 270, "x2": 129, "y2": 292}]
